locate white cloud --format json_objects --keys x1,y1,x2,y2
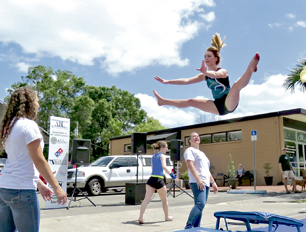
[
  {"x1": 15, "y1": 62, "x2": 30, "y2": 72},
  {"x1": 135, "y1": 93, "x2": 196, "y2": 128},
  {"x1": 0, "y1": 51, "x2": 38, "y2": 72},
  {"x1": 219, "y1": 74, "x2": 306, "y2": 120},
  {"x1": 0, "y1": 0, "x2": 215, "y2": 75},
  {"x1": 285, "y1": 13, "x2": 295, "y2": 19},
  {"x1": 268, "y1": 23, "x2": 282, "y2": 28},
  {"x1": 200, "y1": 11, "x2": 215, "y2": 22},
  {"x1": 296, "y1": 21, "x2": 306, "y2": 28},
  {"x1": 137, "y1": 74, "x2": 306, "y2": 127}
]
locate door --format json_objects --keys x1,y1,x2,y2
[
  {"x1": 128, "y1": 157, "x2": 141, "y2": 182},
  {"x1": 108, "y1": 157, "x2": 131, "y2": 186}
]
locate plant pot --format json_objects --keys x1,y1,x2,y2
[
  {"x1": 228, "y1": 178, "x2": 238, "y2": 189},
  {"x1": 264, "y1": 176, "x2": 273, "y2": 185},
  {"x1": 183, "y1": 180, "x2": 190, "y2": 189}
]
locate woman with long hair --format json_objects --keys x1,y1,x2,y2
[
  {"x1": 153, "y1": 33, "x2": 260, "y2": 116},
  {"x1": 138, "y1": 140, "x2": 178, "y2": 224},
  {"x1": 0, "y1": 87, "x2": 67, "y2": 232}
]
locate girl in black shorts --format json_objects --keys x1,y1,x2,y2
[
  {"x1": 138, "y1": 141, "x2": 178, "y2": 224},
  {"x1": 153, "y1": 33, "x2": 260, "y2": 116}
]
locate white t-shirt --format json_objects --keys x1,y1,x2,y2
[
  {"x1": 0, "y1": 118, "x2": 44, "y2": 190},
  {"x1": 184, "y1": 147, "x2": 211, "y2": 187}
]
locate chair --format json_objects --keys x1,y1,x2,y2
[
  {"x1": 223, "y1": 174, "x2": 229, "y2": 186},
  {"x1": 215, "y1": 173, "x2": 225, "y2": 186}
]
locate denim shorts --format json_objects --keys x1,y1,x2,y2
[{"x1": 0, "y1": 188, "x2": 40, "y2": 232}]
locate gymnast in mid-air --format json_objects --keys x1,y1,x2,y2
[{"x1": 153, "y1": 33, "x2": 260, "y2": 116}]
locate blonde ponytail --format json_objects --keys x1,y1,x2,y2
[
  {"x1": 206, "y1": 33, "x2": 226, "y2": 65},
  {"x1": 211, "y1": 33, "x2": 226, "y2": 52}
]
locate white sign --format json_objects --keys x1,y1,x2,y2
[
  {"x1": 251, "y1": 130, "x2": 257, "y2": 141},
  {"x1": 45, "y1": 116, "x2": 70, "y2": 209}
]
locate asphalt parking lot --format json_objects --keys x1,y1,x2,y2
[{"x1": 38, "y1": 186, "x2": 306, "y2": 232}]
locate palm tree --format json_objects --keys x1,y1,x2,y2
[{"x1": 283, "y1": 57, "x2": 306, "y2": 92}]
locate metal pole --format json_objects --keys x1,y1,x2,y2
[
  {"x1": 74, "y1": 166, "x2": 78, "y2": 202},
  {"x1": 173, "y1": 161, "x2": 176, "y2": 197},
  {"x1": 74, "y1": 121, "x2": 78, "y2": 138},
  {"x1": 136, "y1": 154, "x2": 139, "y2": 183},
  {"x1": 253, "y1": 141, "x2": 256, "y2": 190}
]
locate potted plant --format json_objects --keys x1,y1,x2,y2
[
  {"x1": 227, "y1": 154, "x2": 238, "y2": 189},
  {"x1": 263, "y1": 163, "x2": 273, "y2": 185},
  {"x1": 182, "y1": 170, "x2": 190, "y2": 189}
]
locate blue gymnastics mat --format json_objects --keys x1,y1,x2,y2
[{"x1": 173, "y1": 211, "x2": 305, "y2": 232}]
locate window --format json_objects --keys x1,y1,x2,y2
[
  {"x1": 143, "y1": 158, "x2": 151, "y2": 166},
  {"x1": 90, "y1": 156, "x2": 114, "y2": 167},
  {"x1": 284, "y1": 129, "x2": 296, "y2": 141},
  {"x1": 185, "y1": 130, "x2": 242, "y2": 145},
  {"x1": 111, "y1": 157, "x2": 129, "y2": 167},
  {"x1": 129, "y1": 157, "x2": 138, "y2": 166},
  {"x1": 200, "y1": 134, "x2": 211, "y2": 144},
  {"x1": 124, "y1": 144, "x2": 131, "y2": 152},
  {"x1": 212, "y1": 132, "x2": 226, "y2": 143},
  {"x1": 185, "y1": 136, "x2": 190, "y2": 146},
  {"x1": 227, "y1": 130, "x2": 242, "y2": 141},
  {"x1": 297, "y1": 132, "x2": 306, "y2": 143}
]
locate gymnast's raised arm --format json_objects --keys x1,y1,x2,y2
[{"x1": 154, "y1": 74, "x2": 205, "y2": 85}]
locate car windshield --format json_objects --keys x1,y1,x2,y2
[{"x1": 90, "y1": 156, "x2": 114, "y2": 167}]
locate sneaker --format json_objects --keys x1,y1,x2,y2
[
  {"x1": 294, "y1": 191, "x2": 301, "y2": 193},
  {"x1": 286, "y1": 190, "x2": 291, "y2": 194}
]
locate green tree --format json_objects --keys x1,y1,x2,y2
[
  {"x1": 7, "y1": 66, "x2": 92, "y2": 158},
  {"x1": 83, "y1": 86, "x2": 147, "y2": 159},
  {"x1": 7, "y1": 65, "x2": 90, "y2": 133},
  {"x1": 134, "y1": 116, "x2": 166, "y2": 132},
  {"x1": 194, "y1": 112, "x2": 215, "y2": 124},
  {"x1": 7, "y1": 65, "x2": 157, "y2": 160},
  {"x1": 283, "y1": 57, "x2": 306, "y2": 92}
]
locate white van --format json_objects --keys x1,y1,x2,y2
[{"x1": 66, "y1": 155, "x2": 173, "y2": 196}]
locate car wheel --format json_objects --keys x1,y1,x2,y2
[{"x1": 87, "y1": 178, "x2": 102, "y2": 196}]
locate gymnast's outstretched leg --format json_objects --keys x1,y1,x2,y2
[
  {"x1": 153, "y1": 90, "x2": 220, "y2": 115},
  {"x1": 225, "y1": 53, "x2": 260, "y2": 111}
]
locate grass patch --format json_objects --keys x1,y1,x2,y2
[{"x1": 295, "y1": 198, "x2": 306, "y2": 203}]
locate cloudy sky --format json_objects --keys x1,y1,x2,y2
[{"x1": 1, "y1": 0, "x2": 306, "y2": 128}]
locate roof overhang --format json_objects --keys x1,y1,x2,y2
[{"x1": 147, "y1": 132, "x2": 177, "y2": 143}]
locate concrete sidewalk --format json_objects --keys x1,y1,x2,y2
[{"x1": 39, "y1": 185, "x2": 306, "y2": 232}]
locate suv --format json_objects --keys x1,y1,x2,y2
[{"x1": 67, "y1": 155, "x2": 173, "y2": 196}]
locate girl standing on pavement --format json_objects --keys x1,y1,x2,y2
[
  {"x1": 138, "y1": 140, "x2": 178, "y2": 224},
  {"x1": 0, "y1": 87, "x2": 67, "y2": 232},
  {"x1": 153, "y1": 33, "x2": 260, "y2": 116},
  {"x1": 184, "y1": 132, "x2": 218, "y2": 229}
]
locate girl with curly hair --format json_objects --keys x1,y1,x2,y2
[
  {"x1": 0, "y1": 87, "x2": 67, "y2": 232},
  {"x1": 153, "y1": 33, "x2": 260, "y2": 116}
]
